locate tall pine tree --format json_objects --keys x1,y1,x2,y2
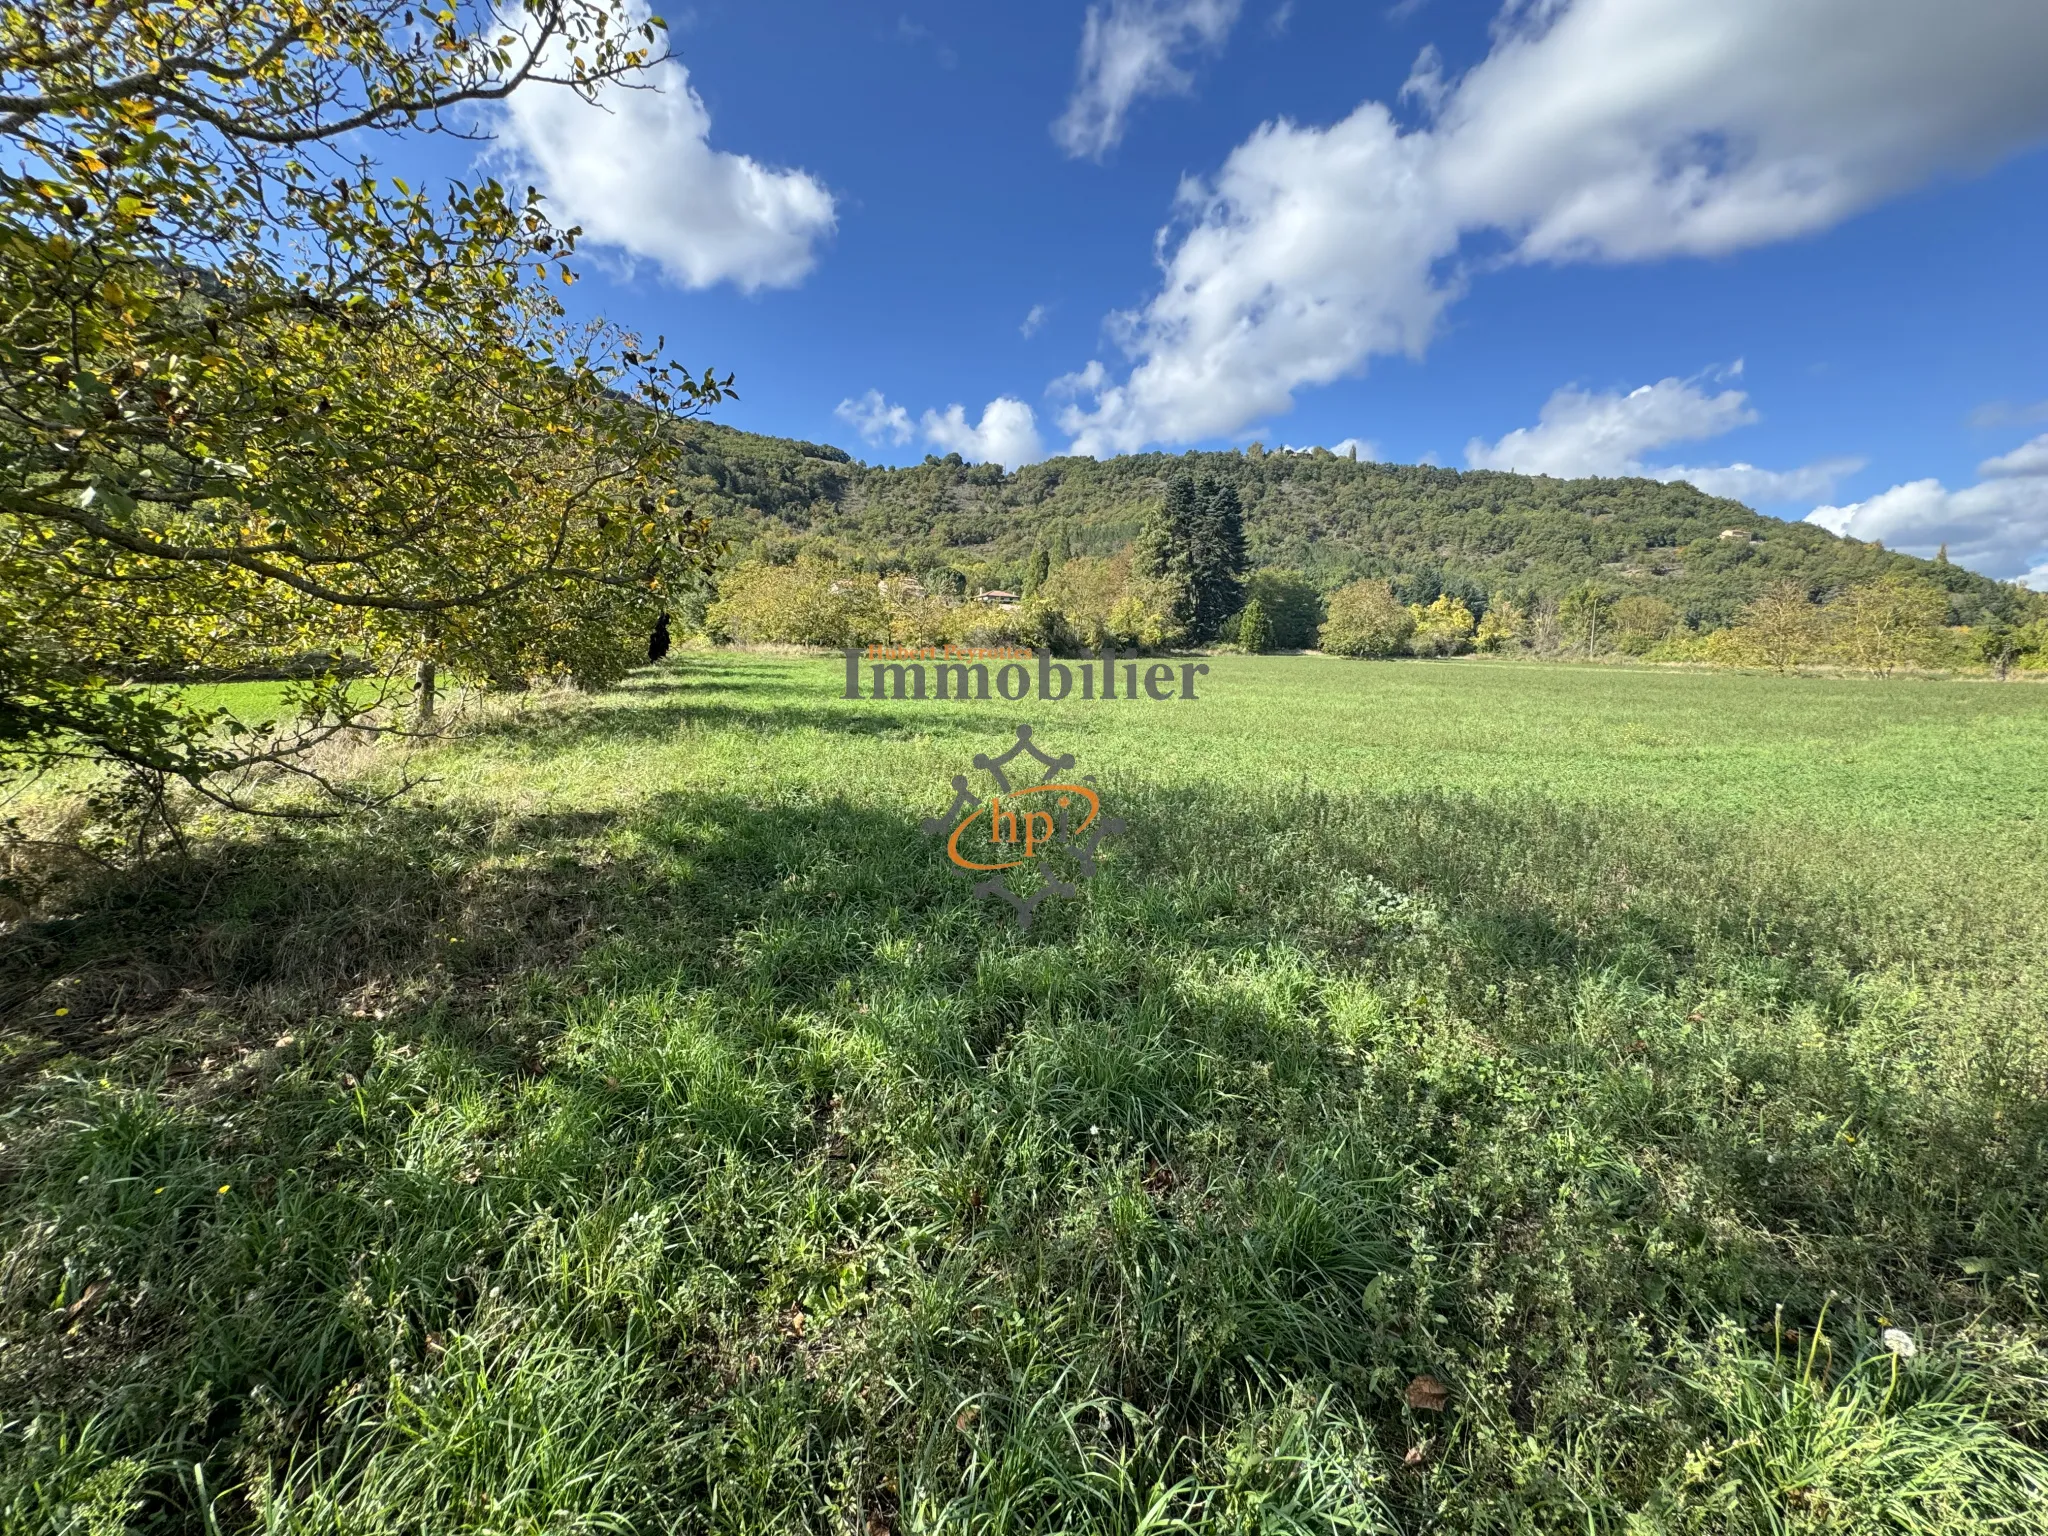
[
  {"x1": 1135, "y1": 473, "x2": 1248, "y2": 643},
  {"x1": 1190, "y1": 476, "x2": 1248, "y2": 640}
]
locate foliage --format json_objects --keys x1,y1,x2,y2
[
  {"x1": 1319, "y1": 580, "x2": 1415, "y2": 657},
  {"x1": 1406, "y1": 594, "x2": 1476, "y2": 657},
  {"x1": 1972, "y1": 619, "x2": 2048, "y2": 680},
  {"x1": 1833, "y1": 576, "x2": 1953, "y2": 677},
  {"x1": 650, "y1": 425, "x2": 2048, "y2": 646},
  {"x1": 1474, "y1": 594, "x2": 1525, "y2": 653},
  {"x1": 1611, "y1": 594, "x2": 1681, "y2": 655},
  {"x1": 1726, "y1": 581, "x2": 1827, "y2": 672},
  {"x1": 705, "y1": 559, "x2": 884, "y2": 648},
  {"x1": 3, "y1": 653, "x2": 2047, "y2": 1531},
  {"x1": 0, "y1": 0, "x2": 727, "y2": 798},
  {"x1": 1133, "y1": 473, "x2": 1247, "y2": 643},
  {"x1": 1559, "y1": 584, "x2": 1616, "y2": 657},
  {"x1": 1236, "y1": 597, "x2": 1272, "y2": 653},
  {"x1": 1244, "y1": 568, "x2": 1325, "y2": 650}
]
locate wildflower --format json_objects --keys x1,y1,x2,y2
[
  {"x1": 217, "y1": 1184, "x2": 231, "y2": 1195},
  {"x1": 1882, "y1": 1328, "x2": 1917, "y2": 1359},
  {"x1": 54, "y1": 1007, "x2": 69, "y2": 1017}
]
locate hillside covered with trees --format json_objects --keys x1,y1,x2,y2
[{"x1": 670, "y1": 424, "x2": 2042, "y2": 635}]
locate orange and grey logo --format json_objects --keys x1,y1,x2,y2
[{"x1": 923, "y1": 726, "x2": 1123, "y2": 929}]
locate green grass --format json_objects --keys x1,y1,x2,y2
[{"x1": 3, "y1": 651, "x2": 2046, "y2": 1533}]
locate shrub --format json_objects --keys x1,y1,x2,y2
[
  {"x1": 706, "y1": 559, "x2": 886, "y2": 647},
  {"x1": 1237, "y1": 598, "x2": 1273, "y2": 654},
  {"x1": 1319, "y1": 580, "x2": 1416, "y2": 657},
  {"x1": 1475, "y1": 595, "x2": 1525, "y2": 653},
  {"x1": 1612, "y1": 595, "x2": 1680, "y2": 655}
]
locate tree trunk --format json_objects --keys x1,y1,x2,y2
[{"x1": 416, "y1": 658, "x2": 437, "y2": 724}]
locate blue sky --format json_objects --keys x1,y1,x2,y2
[{"x1": 403, "y1": 1, "x2": 2048, "y2": 585}]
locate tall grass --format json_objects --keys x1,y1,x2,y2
[{"x1": 2, "y1": 653, "x2": 2045, "y2": 1532}]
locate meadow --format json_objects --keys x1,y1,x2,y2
[{"x1": 3, "y1": 651, "x2": 2047, "y2": 1534}]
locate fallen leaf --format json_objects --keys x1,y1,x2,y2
[
  {"x1": 1406, "y1": 1374, "x2": 1451, "y2": 1412},
  {"x1": 1403, "y1": 1442, "x2": 1430, "y2": 1467},
  {"x1": 61, "y1": 1280, "x2": 108, "y2": 1328}
]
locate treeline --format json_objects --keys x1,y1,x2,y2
[
  {"x1": 666, "y1": 425, "x2": 2046, "y2": 671},
  {"x1": 666, "y1": 425, "x2": 2044, "y2": 641}
]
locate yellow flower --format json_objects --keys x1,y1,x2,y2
[
  {"x1": 217, "y1": 1183, "x2": 231, "y2": 1194},
  {"x1": 54, "y1": 1007, "x2": 69, "y2": 1017}
]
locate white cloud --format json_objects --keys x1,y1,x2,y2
[
  {"x1": 1661, "y1": 461, "x2": 1864, "y2": 504},
  {"x1": 1980, "y1": 434, "x2": 2048, "y2": 478},
  {"x1": 1807, "y1": 433, "x2": 2048, "y2": 582},
  {"x1": 1464, "y1": 375, "x2": 1859, "y2": 502},
  {"x1": 921, "y1": 398, "x2": 1046, "y2": 468},
  {"x1": 495, "y1": 6, "x2": 835, "y2": 291},
  {"x1": 1467, "y1": 377, "x2": 1754, "y2": 477},
  {"x1": 838, "y1": 390, "x2": 1047, "y2": 466},
  {"x1": 1021, "y1": 303, "x2": 1050, "y2": 339},
  {"x1": 1054, "y1": 0, "x2": 1244, "y2": 160},
  {"x1": 835, "y1": 390, "x2": 913, "y2": 445},
  {"x1": 1058, "y1": 0, "x2": 2048, "y2": 453}
]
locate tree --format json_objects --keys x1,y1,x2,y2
[
  {"x1": 706, "y1": 560, "x2": 885, "y2": 648},
  {"x1": 1131, "y1": 476, "x2": 1200, "y2": 639},
  {"x1": 1408, "y1": 595, "x2": 1476, "y2": 656},
  {"x1": 1319, "y1": 581, "x2": 1415, "y2": 657},
  {"x1": 1190, "y1": 476, "x2": 1248, "y2": 640},
  {"x1": 1559, "y1": 585, "x2": 1615, "y2": 657},
  {"x1": 1729, "y1": 582, "x2": 1824, "y2": 672},
  {"x1": 1970, "y1": 619, "x2": 2046, "y2": 680},
  {"x1": 1237, "y1": 598, "x2": 1272, "y2": 653},
  {"x1": 1611, "y1": 595, "x2": 1679, "y2": 655},
  {"x1": 1025, "y1": 545, "x2": 1052, "y2": 598},
  {"x1": 0, "y1": 0, "x2": 725, "y2": 804},
  {"x1": 1133, "y1": 473, "x2": 1245, "y2": 643},
  {"x1": 1475, "y1": 595, "x2": 1525, "y2": 653},
  {"x1": 1833, "y1": 576, "x2": 1949, "y2": 677},
  {"x1": 1243, "y1": 569, "x2": 1322, "y2": 649}
]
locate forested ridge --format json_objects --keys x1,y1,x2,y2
[{"x1": 672, "y1": 423, "x2": 2042, "y2": 629}]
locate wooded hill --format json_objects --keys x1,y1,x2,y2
[{"x1": 670, "y1": 423, "x2": 2042, "y2": 630}]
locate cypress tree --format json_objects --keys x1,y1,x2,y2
[{"x1": 1190, "y1": 476, "x2": 1248, "y2": 641}]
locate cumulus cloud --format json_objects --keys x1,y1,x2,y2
[
  {"x1": 836, "y1": 391, "x2": 1046, "y2": 467},
  {"x1": 921, "y1": 398, "x2": 1046, "y2": 468},
  {"x1": 835, "y1": 390, "x2": 913, "y2": 446},
  {"x1": 1058, "y1": 0, "x2": 2048, "y2": 453},
  {"x1": 495, "y1": 6, "x2": 835, "y2": 291},
  {"x1": 1467, "y1": 377, "x2": 1755, "y2": 477},
  {"x1": 1463, "y1": 375, "x2": 1860, "y2": 502},
  {"x1": 1054, "y1": 0, "x2": 1244, "y2": 160},
  {"x1": 1807, "y1": 433, "x2": 2048, "y2": 583}
]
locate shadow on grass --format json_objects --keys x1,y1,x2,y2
[{"x1": 2, "y1": 764, "x2": 2044, "y2": 1531}]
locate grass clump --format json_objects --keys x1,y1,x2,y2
[{"x1": 2, "y1": 653, "x2": 2045, "y2": 1532}]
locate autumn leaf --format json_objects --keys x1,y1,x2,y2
[{"x1": 1406, "y1": 1374, "x2": 1451, "y2": 1412}]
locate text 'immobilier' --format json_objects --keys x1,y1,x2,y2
[{"x1": 843, "y1": 647, "x2": 1208, "y2": 701}]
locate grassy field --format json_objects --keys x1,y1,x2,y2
[{"x1": 3, "y1": 651, "x2": 2047, "y2": 1533}]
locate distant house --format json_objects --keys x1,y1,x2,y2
[
  {"x1": 976, "y1": 589, "x2": 1019, "y2": 604},
  {"x1": 1718, "y1": 528, "x2": 1754, "y2": 541}
]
